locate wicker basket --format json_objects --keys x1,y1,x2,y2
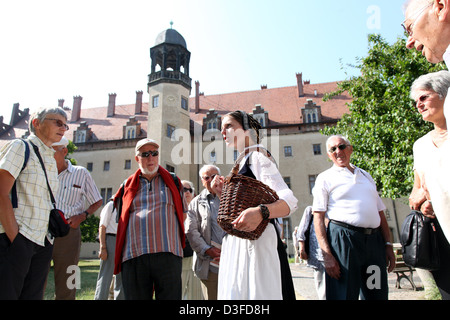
[{"x1": 217, "y1": 148, "x2": 279, "y2": 240}]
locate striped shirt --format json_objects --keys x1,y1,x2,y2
[
  {"x1": 55, "y1": 160, "x2": 102, "y2": 219},
  {"x1": 0, "y1": 135, "x2": 58, "y2": 246},
  {"x1": 122, "y1": 174, "x2": 184, "y2": 262}
]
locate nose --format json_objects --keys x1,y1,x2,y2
[{"x1": 406, "y1": 35, "x2": 416, "y2": 49}]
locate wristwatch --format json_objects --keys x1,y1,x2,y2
[{"x1": 259, "y1": 204, "x2": 270, "y2": 220}]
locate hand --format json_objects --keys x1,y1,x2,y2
[
  {"x1": 232, "y1": 207, "x2": 263, "y2": 232},
  {"x1": 386, "y1": 246, "x2": 396, "y2": 273},
  {"x1": 211, "y1": 175, "x2": 224, "y2": 197},
  {"x1": 409, "y1": 187, "x2": 427, "y2": 211},
  {"x1": 67, "y1": 213, "x2": 86, "y2": 229},
  {"x1": 299, "y1": 249, "x2": 308, "y2": 260},
  {"x1": 323, "y1": 252, "x2": 341, "y2": 280},
  {"x1": 7, "y1": 224, "x2": 19, "y2": 243},
  {"x1": 205, "y1": 247, "x2": 221, "y2": 262},
  {"x1": 420, "y1": 200, "x2": 435, "y2": 218},
  {"x1": 98, "y1": 247, "x2": 108, "y2": 260}
]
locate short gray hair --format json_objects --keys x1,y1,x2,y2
[
  {"x1": 410, "y1": 70, "x2": 450, "y2": 101},
  {"x1": 199, "y1": 164, "x2": 221, "y2": 177},
  {"x1": 326, "y1": 134, "x2": 351, "y2": 151},
  {"x1": 29, "y1": 107, "x2": 68, "y2": 134}
]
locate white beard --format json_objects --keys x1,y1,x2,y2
[{"x1": 140, "y1": 165, "x2": 158, "y2": 176}]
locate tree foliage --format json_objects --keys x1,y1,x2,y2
[{"x1": 322, "y1": 34, "x2": 446, "y2": 199}]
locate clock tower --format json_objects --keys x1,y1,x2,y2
[{"x1": 147, "y1": 25, "x2": 192, "y2": 179}]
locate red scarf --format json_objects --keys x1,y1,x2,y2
[{"x1": 113, "y1": 166, "x2": 185, "y2": 274}]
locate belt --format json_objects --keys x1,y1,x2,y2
[
  {"x1": 330, "y1": 220, "x2": 380, "y2": 235},
  {"x1": 106, "y1": 233, "x2": 116, "y2": 237}
]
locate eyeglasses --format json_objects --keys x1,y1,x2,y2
[
  {"x1": 201, "y1": 174, "x2": 217, "y2": 181},
  {"x1": 328, "y1": 144, "x2": 350, "y2": 153},
  {"x1": 415, "y1": 93, "x2": 434, "y2": 104},
  {"x1": 138, "y1": 150, "x2": 159, "y2": 158},
  {"x1": 183, "y1": 187, "x2": 193, "y2": 193},
  {"x1": 401, "y1": 2, "x2": 432, "y2": 37},
  {"x1": 44, "y1": 118, "x2": 69, "y2": 131}
]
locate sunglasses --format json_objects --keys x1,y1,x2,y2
[
  {"x1": 183, "y1": 187, "x2": 193, "y2": 193},
  {"x1": 138, "y1": 150, "x2": 159, "y2": 158},
  {"x1": 44, "y1": 118, "x2": 69, "y2": 130},
  {"x1": 201, "y1": 174, "x2": 217, "y2": 181},
  {"x1": 328, "y1": 144, "x2": 350, "y2": 153}
]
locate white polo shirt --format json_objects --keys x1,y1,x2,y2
[{"x1": 312, "y1": 164, "x2": 385, "y2": 228}]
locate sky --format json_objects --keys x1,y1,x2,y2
[{"x1": 0, "y1": 0, "x2": 408, "y2": 123}]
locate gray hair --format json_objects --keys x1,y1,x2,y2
[
  {"x1": 326, "y1": 134, "x2": 351, "y2": 151},
  {"x1": 402, "y1": 0, "x2": 433, "y2": 14},
  {"x1": 199, "y1": 164, "x2": 221, "y2": 177},
  {"x1": 410, "y1": 70, "x2": 450, "y2": 101},
  {"x1": 29, "y1": 106, "x2": 68, "y2": 134},
  {"x1": 181, "y1": 180, "x2": 195, "y2": 193}
]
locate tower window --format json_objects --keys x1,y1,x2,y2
[
  {"x1": 181, "y1": 97, "x2": 188, "y2": 111},
  {"x1": 152, "y1": 95, "x2": 159, "y2": 108},
  {"x1": 167, "y1": 124, "x2": 176, "y2": 139}
]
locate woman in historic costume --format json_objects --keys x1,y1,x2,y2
[{"x1": 212, "y1": 111, "x2": 298, "y2": 300}]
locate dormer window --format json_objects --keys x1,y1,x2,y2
[
  {"x1": 302, "y1": 99, "x2": 322, "y2": 124},
  {"x1": 75, "y1": 130, "x2": 86, "y2": 143}
]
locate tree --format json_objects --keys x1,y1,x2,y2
[{"x1": 322, "y1": 34, "x2": 446, "y2": 199}]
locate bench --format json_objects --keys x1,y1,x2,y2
[{"x1": 392, "y1": 243, "x2": 417, "y2": 290}]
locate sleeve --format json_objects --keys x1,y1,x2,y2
[
  {"x1": 248, "y1": 151, "x2": 298, "y2": 215},
  {"x1": 185, "y1": 196, "x2": 210, "y2": 259},
  {"x1": 0, "y1": 140, "x2": 26, "y2": 180},
  {"x1": 297, "y1": 206, "x2": 313, "y2": 241},
  {"x1": 99, "y1": 201, "x2": 114, "y2": 227},
  {"x1": 82, "y1": 168, "x2": 102, "y2": 205},
  {"x1": 311, "y1": 173, "x2": 328, "y2": 212}
]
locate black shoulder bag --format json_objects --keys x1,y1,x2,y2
[
  {"x1": 400, "y1": 210, "x2": 440, "y2": 271},
  {"x1": 29, "y1": 141, "x2": 70, "y2": 238}
]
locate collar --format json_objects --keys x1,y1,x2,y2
[
  {"x1": 28, "y1": 134, "x2": 55, "y2": 155},
  {"x1": 331, "y1": 163, "x2": 357, "y2": 174}
]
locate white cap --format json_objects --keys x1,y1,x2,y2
[
  {"x1": 135, "y1": 138, "x2": 159, "y2": 154},
  {"x1": 52, "y1": 136, "x2": 69, "y2": 147}
]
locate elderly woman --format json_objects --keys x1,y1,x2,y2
[
  {"x1": 212, "y1": 110, "x2": 298, "y2": 300},
  {"x1": 0, "y1": 106, "x2": 68, "y2": 299},
  {"x1": 409, "y1": 70, "x2": 450, "y2": 300}
]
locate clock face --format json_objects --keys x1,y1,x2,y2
[{"x1": 166, "y1": 95, "x2": 177, "y2": 106}]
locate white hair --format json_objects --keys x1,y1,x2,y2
[
  {"x1": 199, "y1": 164, "x2": 221, "y2": 177},
  {"x1": 410, "y1": 70, "x2": 450, "y2": 100},
  {"x1": 326, "y1": 134, "x2": 352, "y2": 151}
]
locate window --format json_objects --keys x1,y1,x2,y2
[
  {"x1": 313, "y1": 144, "x2": 322, "y2": 155},
  {"x1": 124, "y1": 159, "x2": 131, "y2": 170},
  {"x1": 75, "y1": 130, "x2": 86, "y2": 143},
  {"x1": 284, "y1": 146, "x2": 292, "y2": 157},
  {"x1": 166, "y1": 164, "x2": 175, "y2": 173},
  {"x1": 283, "y1": 177, "x2": 291, "y2": 188},
  {"x1": 309, "y1": 174, "x2": 318, "y2": 194},
  {"x1": 87, "y1": 162, "x2": 93, "y2": 172},
  {"x1": 103, "y1": 161, "x2": 110, "y2": 171},
  {"x1": 152, "y1": 95, "x2": 159, "y2": 108},
  {"x1": 181, "y1": 97, "x2": 188, "y2": 111},
  {"x1": 167, "y1": 124, "x2": 176, "y2": 139},
  {"x1": 100, "y1": 187, "x2": 113, "y2": 205},
  {"x1": 126, "y1": 126, "x2": 136, "y2": 139},
  {"x1": 210, "y1": 151, "x2": 217, "y2": 163},
  {"x1": 233, "y1": 150, "x2": 238, "y2": 161}
]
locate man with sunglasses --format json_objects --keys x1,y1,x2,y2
[
  {"x1": 185, "y1": 164, "x2": 225, "y2": 300},
  {"x1": 312, "y1": 135, "x2": 395, "y2": 300},
  {"x1": 113, "y1": 138, "x2": 187, "y2": 300},
  {"x1": 403, "y1": 0, "x2": 450, "y2": 244}
]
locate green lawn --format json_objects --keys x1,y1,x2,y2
[{"x1": 44, "y1": 259, "x2": 100, "y2": 300}]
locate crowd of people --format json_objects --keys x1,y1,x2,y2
[{"x1": 0, "y1": 0, "x2": 449, "y2": 301}]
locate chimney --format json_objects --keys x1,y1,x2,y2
[
  {"x1": 10, "y1": 103, "x2": 20, "y2": 125},
  {"x1": 71, "y1": 96, "x2": 82, "y2": 122},
  {"x1": 296, "y1": 73, "x2": 304, "y2": 97},
  {"x1": 107, "y1": 93, "x2": 116, "y2": 117},
  {"x1": 58, "y1": 99, "x2": 64, "y2": 108},
  {"x1": 195, "y1": 81, "x2": 200, "y2": 114},
  {"x1": 135, "y1": 91, "x2": 143, "y2": 114}
]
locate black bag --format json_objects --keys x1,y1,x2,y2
[
  {"x1": 400, "y1": 210, "x2": 440, "y2": 271},
  {"x1": 29, "y1": 142, "x2": 70, "y2": 238},
  {"x1": 49, "y1": 208, "x2": 70, "y2": 238}
]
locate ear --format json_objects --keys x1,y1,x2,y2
[
  {"x1": 31, "y1": 118, "x2": 40, "y2": 130},
  {"x1": 436, "y1": 0, "x2": 450, "y2": 21}
]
